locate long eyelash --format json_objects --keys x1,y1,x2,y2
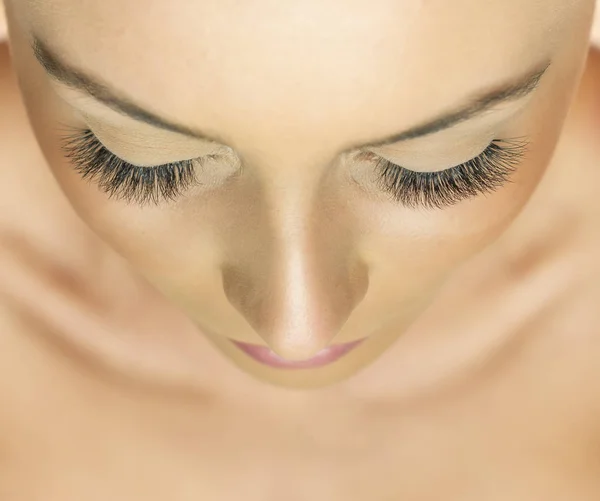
[
  {"x1": 364, "y1": 138, "x2": 529, "y2": 210},
  {"x1": 61, "y1": 129, "x2": 201, "y2": 205}
]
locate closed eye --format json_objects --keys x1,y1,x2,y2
[
  {"x1": 60, "y1": 128, "x2": 211, "y2": 205},
  {"x1": 355, "y1": 138, "x2": 529, "y2": 209}
]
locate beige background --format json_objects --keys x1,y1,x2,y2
[{"x1": 0, "y1": 3, "x2": 599, "y2": 51}]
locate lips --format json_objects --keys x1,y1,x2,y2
[{"x1": 232, "y1": 339, "x2": 365, "y2": 369}]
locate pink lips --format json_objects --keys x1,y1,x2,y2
[{"x1": 232, "y1": 339, "x2": 365, "y2": 369}]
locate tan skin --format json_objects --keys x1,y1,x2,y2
[{"x1": 1, "y1": 0, "x2": 600, "y2": 498}]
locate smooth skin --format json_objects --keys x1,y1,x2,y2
[
  {"x1": 2, "y1": 0, "x2": 597, "y2": 389},
  {"x1": 1, "y1": 0, "x2": 600, "y2": 499}
]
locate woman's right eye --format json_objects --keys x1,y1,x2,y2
[{"x1": 61, "y1": 128, "x2": 210, "y2": 205}]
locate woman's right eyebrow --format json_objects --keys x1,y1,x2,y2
[{"x1": 31, "y1": 36, "x2": 224, "y2": 143}]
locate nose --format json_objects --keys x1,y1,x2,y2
[{"x1": 221, "y1": 205, "x2": 369, "y2": 361}]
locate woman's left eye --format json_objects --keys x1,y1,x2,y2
[
  {"x1": 356, "y1": 138, "x2": 528, "y2": 209},
  {"x1": 61, "y1": 128, "x2": 214, "y2": 205}
]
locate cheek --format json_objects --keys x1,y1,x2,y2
[{"x1": 354, "y1": 148, "x2": 554, "y2": 309}]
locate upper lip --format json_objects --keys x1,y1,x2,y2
[
  {"x1": 232, "y1": 339, "x2": 362, "y2": 350},
  {"x1": 231, "y1": 337, "x2": 365, "y2": 369}
]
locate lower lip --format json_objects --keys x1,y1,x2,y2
[{"x1": 232, "y1": 339, "x2": 365, "y2": 369}]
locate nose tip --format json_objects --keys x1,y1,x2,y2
[{"x1": 222, "y1": 256, "x2": 368, "y2": 361}]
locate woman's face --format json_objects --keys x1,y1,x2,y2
[{"x1": 4, "y1": 0, "x2": 595, "y2": 388}]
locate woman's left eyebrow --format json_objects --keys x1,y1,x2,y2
[{"x1": 346, "y1": 60, "x2": 551, "y2": 152}]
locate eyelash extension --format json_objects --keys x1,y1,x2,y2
[
  {"x1": 61, "y1": 129, "x2": 202, "y2": 205},
  {"x1": 361, "y1": 138, "x2": 529, "y2": 210},
  {"x1": 63, "y1": 128, "x2": 527, "y2": 209}
]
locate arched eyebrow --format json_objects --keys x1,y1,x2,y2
[
  {"x1": 360, "y1": 60, "x2": 551, "y2": 149},
  {"x1": 32, "y1": 36, "x2": 223, "y2": 143},
  {"x1": 32, "y1": 35, "x2": 550, "y2": 149}
]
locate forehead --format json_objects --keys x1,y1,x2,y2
[{"x1": 19, "y1": 0, "x2": 572, "y2": 154}]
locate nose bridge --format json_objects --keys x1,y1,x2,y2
[{"x1": 221, "y1": 183, "x2": 368, "y2": 360}]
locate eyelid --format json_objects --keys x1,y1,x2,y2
[
  {"x1": 369, "y1": 135, "x2": 495, "y2": 173},
  {"x1": 372, "y1": 138, "x2": 527, "y2": 210},
  {"x1": 86, "y1": 123, "x2": 231, "y2": 167},
  {"x1": 56, "y1": 88, "x2": 227, "y2": 156}
]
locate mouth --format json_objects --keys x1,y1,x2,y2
[{"x1": 231, "y1": 339, "x2": 365, "y2": 369}]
